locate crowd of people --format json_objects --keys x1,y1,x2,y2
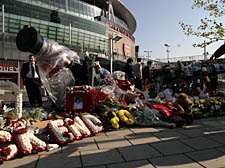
[
  {"x1": 21, "y1": 43, "x2": 225, "y2": 107},
  {"x1": 121, "y1": 43, "x2": 225, "y2": 98}
]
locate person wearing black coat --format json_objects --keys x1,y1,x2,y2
[
  {"x1": 123, "y1": 58, "x2": 135, "y2": 84},
  {"x1": 21, "y1": 54, "x2": 42, "y2": 107},
  {"x1": 143, "y1": 60, "x2": 153, "y2": 83},
  {"x1": 70, "y1": 57, "x2": 89, "y2": 86}
]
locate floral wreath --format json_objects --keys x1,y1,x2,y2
[
  {"x1": 118, "y1": 110, "x2": 134, "y2": 125},
  {"x1": 0, "y1": 81, "x2": 23, "y2": 119},
  {"x1": 9, "y1": 119, "x2": 46, "y2": 154}
]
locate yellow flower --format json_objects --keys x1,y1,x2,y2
[
  {"x1": 105, "y1": 111, "x2": 120, "y2": 129},
  {"x1": 199, "y1": 99, "x2": 206, "y2": 104},
  {"x1": 118, "y1": 110, "x2": 134, "y2": 125},
  {"x1": 168, "y1": 101, "x2": 173, "y2": 106}
]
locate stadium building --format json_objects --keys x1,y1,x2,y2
[{"x1": 0, "y1": 0, "x2": 137, "y2": 89}]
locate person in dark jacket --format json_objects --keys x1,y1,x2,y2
[
  {"x1": 209, "y1": 60, "x2": 218, "y2": 93},
  {"x1": 70, "y1": 57, "x2": 89, "y2": 86},
  {"x1": 21, "y1": 54, "x2": 42, "y2": 107},
  {"x1": 133, "y1": 58, "x2": 143, "y2": 90},
  {"x1": 142, "y1": 60, "x2": 152, "y2": 84},
  {"x1": 123, "y1": 58, "x2": 135, "y2": 84}
]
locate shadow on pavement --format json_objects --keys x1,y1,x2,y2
[{"x1": 1, "y1": 117, "x2": 225, "y2": 167}]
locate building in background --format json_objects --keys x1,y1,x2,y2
[{"x1": 0, "y1": 0, "x2": 136, "y2": 89}]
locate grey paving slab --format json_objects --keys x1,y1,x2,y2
[
  {"x1": 152, "y1": 127, "x2": 174, "y2": 132},
  {"x1": 149, "y1": 154, "x2": 203, "y2": 168},
  {"x1": 81, "y1": 149, "x2": 124, "y2": 167},
  {"x1": 118, "y1": 144, "x2": 162, "y2": 161},
  {"x1": 200, "y1": 126, "x2": 225, "y2": 135},
  {"x1": 0, "y1": 155, "x2": 39, "y2": 168},
  {"x1": 125, "y1": 133, "x2": 160, "y2": 145},
  {"x1": 108, "y1": 160, "x2": 154, "y2": 168},
  {"x1": 152, "y1": 131, "x2": 188, "y2": 141},
  {"x1": 182, "y1": 124, "x2": 203, "y2": 129},
  {"x1": 95, "y1": 137, "x2": 132, "y2": 149},
  {"x1": 193, "y1": 117, "x2": 218, "y2": 124},
  {"x1": 37, "y1": 152, "x2": 81, "y2": 168},
  {"x1": 86, "y1": 165, "x2": 106, "y2": 168},
  {"x1": 105, "y1": 129, "x2": 135, "y2": 137},
  {"x1": 185, "y1": 148, "x2": 225, "y2": 168},
  {"x1": 198, "y1": 120, "x2": 225, "y2": 127},
  {"x1": 207, "y1": 133, "x2": 225, "y2": 145},
  {"x1": 129, "y1": 127, "x2": 159, "y2": 134},
  {"x1": 81, "y1": 132, "x2": 109, "y2": 140},
  {"x1": 150, "y1": 140, "x2": 194, "y2": 155},
  {"x1": 176, "y1": 129, "x2": 205, "y2": 138},
  {"x1": 39, "y1": 146, "x2": 62, "y2": 155},
  {"x1": 216, "y1": 146, "x2": 225, "y2": 153},
  {"x1": 62, "y1": 138, "x2": 98, "y2": 152},
  {"x1": 181, "y1": 137, "x2": 222, "y2": 150}
]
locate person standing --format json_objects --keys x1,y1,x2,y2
[
  {"x1": 209, "y1": 60, "x2": 218, "y2": 93},
  {"x1": 123, "y1": 58, "x2": 135, "y2": 84},
  {"x1": 70, "y1": 57, "x2": 89, "y2": 86},
  {"x1": 142, "y1": 60, "x2": 152, "y2": 86},
  {"x1": 21, "y1": 54, "x2": 42, "y2": 107},
  {"x1": 175, "y1": 60, "x2": 184, "y2": 78},
  {"x1": 133, "y1": 58, "x2": 143, "y2": 90}
]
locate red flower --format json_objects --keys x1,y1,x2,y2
[
  {"x1": 16, "y1": 128, "x2": 26, "y2": 134},
  {"x1": 68, "y1": 120, "x2": 75, "y2": 125},
  {"x1": 97, "y1": 122, "x2": 103, "y2": 126},
  {"x1": 62, "y1": 132, "x2": 70, "y2": 138},
  {"x1": 1, "y1": 147, "x2": 10, "y2": 156}
]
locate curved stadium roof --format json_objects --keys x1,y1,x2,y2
[{"x1": 82, "y1": 0, "x2": 137, "y2": 34}]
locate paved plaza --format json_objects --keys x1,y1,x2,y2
[{"x1": 2, "y1": 115, "x2": 225, "y2": 168}]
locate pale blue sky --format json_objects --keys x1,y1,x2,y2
[{"x1": 121, "y1": 0, "x2": 224, "y2": 61}]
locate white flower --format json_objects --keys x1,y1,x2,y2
[
  {"x1": 0, "y1": 130, "x2": 12, "y2": 142},
  {"x1": 81, "y1": 114, "x2": 103, "y2": 135}
]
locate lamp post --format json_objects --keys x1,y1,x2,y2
[
  {"x1": 109, "y1": 33, "x2": 122, "y2": 74},
  {"x1": 144, "y1": 50, "x2": 152, "y2": 60},
  {"x1": 203, "y1": 40, "x2": 208, "y2": 60},
  {"x1": 164, "y1": 44, "x2": 170, "y2": 63}
]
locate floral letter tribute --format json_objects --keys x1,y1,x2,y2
[
  {"x1": 0, "y1": 130, "x2": 12, "y2": 142},
  {"x1": 0, "y1": 114, "x2": 103, "y2": 162},
  {"x1": 48, "y1": 114, "x2": 103, "y2": 144},
  {"x1": 64, "y1": 117, "x2": 91, "y2": 139},
  {"x1": 9, "y1": 119, "x2": 47, "y2": 154},
  {"x1": 15, "y1": 126, "x2": 47, "y2": 154},
  {"x1": 81, "y1": 114, "x2": 103, "y2": 135},
  {"x1": 48, "y1": 119, "x2": 75, "y2": 144},
  {"x1": 0, "y1": 144, "x2": 18, "y2": 161}
]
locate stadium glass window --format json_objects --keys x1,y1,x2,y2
[
  {"x1": 74, "y1": 1, "x2": 79, "y2": 10},
  {"x1": 57, "y1": 32, "x2": 64, "y2": 37},
  {"x1": 48, "y1": 34, "x2": 56, "y2": 40},
  {"x1": 57, "y1": 35, "x2": 64, "y2": 40},
  {"x1": 58, "y1": 39, "x2": 64, "y2": 44},
  {"x1": 40, "y1": 24, "x2": 48, "y2": 29},
  {"x1": 31, "y1": 23, "x2": 40, "y2": 28}
]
